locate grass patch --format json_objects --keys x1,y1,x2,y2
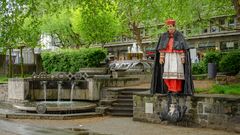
[
  {"x1": 0, "y1": 76, "x2": 8, "y2": 83},
  {"x1": 195, "y1": 83, "x2": 240, "y2": 95},
  {"x1": 195, "y1": 88, "x2": 210, "y2": 94},
  {"x1": 209, "y1": 83, "x2": 240, "y2": 95}
]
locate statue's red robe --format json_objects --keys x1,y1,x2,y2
[{"x1": 159, "y1": 32, "x2": 184, "y2": 93}]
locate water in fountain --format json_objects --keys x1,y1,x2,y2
[
  {"x1": 57, "y1": 81, "x2": 62, "y2": 102},
  {"x1": 70, "y1": 81, "x2": 75, "y2": 102},
  {"x1": 12, "y1": 72, "x2": 97, "y2": 115}
]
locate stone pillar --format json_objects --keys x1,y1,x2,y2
[
  {"x1": 8, "y1": 78, "x2": 29, "y2": 101},
  {"x1": 87, "y1": 78, "x2": 100, "y2": 100}
]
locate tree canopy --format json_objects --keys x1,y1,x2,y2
[{"x1": 0, "y1": 0, "x2": 237, "y2": 50}]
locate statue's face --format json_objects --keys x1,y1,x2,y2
[{"x1": 167, "y1": 24, "x2": 176, "y2": 33}]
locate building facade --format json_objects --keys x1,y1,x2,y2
[{"x1": 104, "y1": 15, "x2": 240, "y2": 60}]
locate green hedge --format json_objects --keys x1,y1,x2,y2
[
  {"x1": 219, "y1": 51, "x2": 240, "y2": 75},
  {"x1": 192, "y1": 51, "x2": 240, "y2": 75},
  {"x1": 192, "y1": 60, "x2": 206, "y2": 75},
  {"x1": 41, "y1": 48, "x2": 107, "y2": 73},
  {"x1": 203, "y1": 51, "x2": 222, "y2": 72}
]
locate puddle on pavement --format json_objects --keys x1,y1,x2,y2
[
  {"x1": 67, "y1": 128, "x2": 111, "y2": 135},
  {"x1": 0, "y1": 120, "x2": 110, "y2": 135}
]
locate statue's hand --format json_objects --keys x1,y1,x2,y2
[
  {"x1": 181, "y1": 58, "x2": 185, "y2": 64},
  {"x1": 159, "y1": 58, "x2": 164, "y2": 64}
]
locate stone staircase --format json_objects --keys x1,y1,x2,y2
[
  {"x1": 97, "y1": 88, "x2": 149, "y2": 117},
  {"x1": 109, "y1": 91, "x2": 134, "y2": 116}
]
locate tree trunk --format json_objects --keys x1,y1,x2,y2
[
  {"x1": 31, "y1": 48, "x2": 35, "y2": 64},
  {"x1": 20, "y1": 47, "x2": 24, "y2": 78},
  {"x1": 8, "y1": 48, "x2": 13, "y2": 78},
  {"x1": 232, "y1": 0, "x2": 240, "y2": 29}
]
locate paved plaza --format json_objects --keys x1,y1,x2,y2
[{"x1": 0, "y1": 116, "x2": 238, "y2": 135}]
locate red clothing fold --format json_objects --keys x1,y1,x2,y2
[
  {"x1": 159, "y1": 33, "x2": 185, "y2": 53},
  {"x1": 164, "y1": 79, "x2": 182, "y2": 92}
]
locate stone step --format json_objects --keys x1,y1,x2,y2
[
  {"x1": 120, "y1": 90, "x2": 149, "y2": 95},
  {"x1": 112, "y1": 102, "x2": 133, "y2": 107},
  {"x1": 116, "y1": 99, "x2": 133, "y2": 103},
  {"x1": 109, "y1": 107, "x2": 133, "y2": 111},
  {"x1": 99, "y1": 99, "x2": 117, "y2": 106},
  {"x1": 110, "y1": 112, "x2": 133, "y2": 117},
  {"x1": 107, "y1": 88, "x2": 149, "y2": 93},
  {"x1": 117, "y1": 94, "x2": 133, "y2": 99},
  {"x1": 95, "y1": 106, "x2": 109, "y2": 114}
]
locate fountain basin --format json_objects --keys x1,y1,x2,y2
[{"x1": 13, "y1": 101, "x2": 97, "y2": 114}]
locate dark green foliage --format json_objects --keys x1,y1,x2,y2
[
  {"x1": 219, "y1": 52, "x2": 240, "y2": 75},
  {"x1": 199, "y1": 51, "x2": 222, "y2": 73},
  {"x1": 192, "y1": 60, "x2": 207, "y2": 75},
  {"x1": 191, "y1": 51, "x2": 240, "y2": 75},
  {"x1": 41, "y1": 48, "x2": 107, "y2": 73},
  {"x1": 203, "y1": 51, "x2": 222, "y2": 68}
]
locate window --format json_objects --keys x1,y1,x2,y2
[
  {"x1": 228, "y1": 18, "x2": 235, "y2": 28},
  {"x1": 122, "y1": 36, "x2": 128, "y2": 42},
  {"x1": 219, "y1": 18, "x2": 226, "y2": 31},
  {"x1": 220, "y1": 41, "x2": 239, "y2": 51},
  {"x1": 202, "y1": 28, "x2": 208, "y2": 33},
  {"x1": 198, "y1": 42, "x2": 216, "y2": 51},
  {"x1": 210, "y1": 26, "x2": 219, "y2": 33},
  {"x1": 140, "y1": 28, "x2": 145, "y2": 37},
  {"x1": 145, "y1": 28, "x2": 149, "y2": 37},
  {"x1": 219, "y1": 18, "x2": 225, "y2": 25}
]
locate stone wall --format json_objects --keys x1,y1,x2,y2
[
  {"x1": 133, "y1": 94, "x2": 240, "y2": 132},
  {"x1": 8, "y1": 78, "x2": 29, "y2": 101},
  {"x1": 7, "y1": 77, "x2": 142, "y2": 101},
  {"x1": 0, "y1": 84, "x2": 8, "y2": 101},
  {"x1": 8, "y1": 78, "x2": 98, "y2": 101}
]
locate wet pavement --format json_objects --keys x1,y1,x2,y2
[
  {"x1": 0, "y1": 119, "x2": 105, "y2": 135},
  {"x1": 3, "y1": 116, "x2": 239, "y2": 135}
]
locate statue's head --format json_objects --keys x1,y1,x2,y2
[{"x1": 165, "y1": 19, "x2": 176, "y2": 33}]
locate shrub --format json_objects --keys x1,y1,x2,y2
[
  {"x1": 41, "y1": 48, "x2": 107, "y2": 73},
  {"x1": 192, "y1": 60, "x2": 207, "y2": 75},
  {"x1": 203, "y1": 51, "x2": 221, "y2": 64},
  {"x1": 219, "y1": 51, "x2": 240, "y2": 75},
  {"x1": 203, "y1": 51, "x2": 223, "y2": 72}
]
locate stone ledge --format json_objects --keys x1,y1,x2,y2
[
  {"x1": 2, "y1": 112, "x2": 102, "y2": 120},
  {"x1": 194, "y1": 94, "x2": 240, "y2": 99}
]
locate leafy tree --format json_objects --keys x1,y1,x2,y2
[
  {"x1": 40, "y1": 9, "x2": 83, "y2": 48},
  {"x1": 18, "y1": 17, "x2": 41, "y2": 77},
  {"x1": 116, "y1": 0, "x2": 162, "y2": 57},
  {"x1": 0, "y1": 0, "x2": 43, "y2": 77},
  {"x1": 232, "y1": 0, "x2": 240, "y2": 28},
  {"x1": 0, "y1": 0, "x2": 29, "y2": 77},
  {"x1": 71, "y1": 1, "x2": 122, "y2": 46},
  {"x1": 116, "y1": 0, "x2": 235, "y2": 59}
]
